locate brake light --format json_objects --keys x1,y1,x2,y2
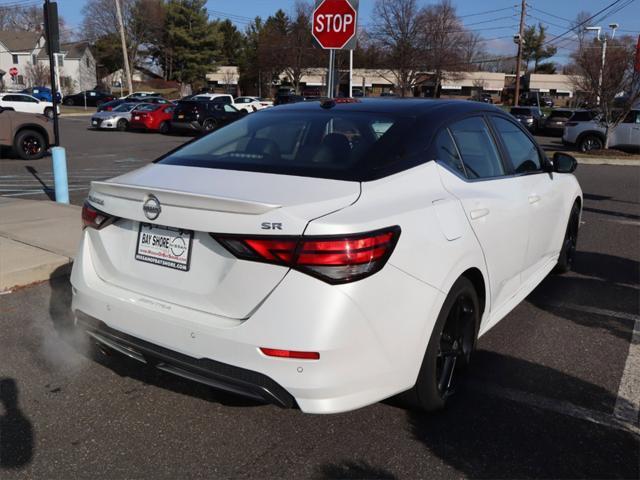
[
  {"x1": 213, "y1": 227, "x2": 400, "y2": 284},
  {"x1": 81, "y1": 202, "x2": 114, "y2": 229},
  {"x1": 260, "y1": 348, "x2": 320, "y2": 360}
]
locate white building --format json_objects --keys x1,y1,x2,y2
[
  {"x1": 0, "y1": 31, "x2": 45, "y2": 90},
  {"x1": 0, "y1": 31, "x2": 96, "y2": 94}
]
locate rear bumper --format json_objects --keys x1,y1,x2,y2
[
  {"x1": 76, "y1": 311, "x2": 295, "y2": 408},
  {"x1": 70, "y1": 230, "x2": 445, "y2": 414}
]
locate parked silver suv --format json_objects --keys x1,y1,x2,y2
[{"x1": 563, "y1": 110, "x2": 640, "y2": 152}]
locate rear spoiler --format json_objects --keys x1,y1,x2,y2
[{"x1": 90, "y1": 181, "x2": 281, "y2": 215}]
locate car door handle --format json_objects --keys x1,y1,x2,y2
[
  {"x1": 470, "y1": 208, "x2": 490, "y2": 220},
  {"x1": 529, "y1": 194, "x2": 541, "y2": 204}
]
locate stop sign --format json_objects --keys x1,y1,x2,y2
[
  {"x1": 312, "y1": 0, "x2": 358, "y2": 50},
  {"x1": 9, "y1": 67, "x2": 18, "y2": 77}
]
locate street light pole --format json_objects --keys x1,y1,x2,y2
[
  {"x1": 586, "y1": 24, "x2": 618, "y2": 106},
  {"x1": 513, "y1": 0, "x2": 526, "y2": 106}
]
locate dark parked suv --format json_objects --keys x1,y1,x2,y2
[
  {"x1": 170, "y1": 101, "x2": 245, "y2": 134},
  {"x1": 509, "y1": 106, "x2": 544, "y2": 133}
]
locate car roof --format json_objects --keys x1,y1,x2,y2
[{"x1": 272, "y1": 97, "x2": 504, "y2": 117}]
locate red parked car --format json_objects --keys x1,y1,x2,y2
[{"x1": 128, "y1": 103, "x2": 174, "y2": 133}]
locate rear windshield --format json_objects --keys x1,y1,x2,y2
[
  {"x1": 114, "y1": 103, "x2": 137, "y2": 112},
  {"x1": 157, "y1": 110, "x2": 414, "y2": 181},
  {"x1": 569, "y1": 111, "x2": 597, "y2": 122},
  {"x1": 549, "y1": 110, "x2": 574, "y2": 118},
  {"x1": 135, "y1": 104, "x2": 160, "y2": 112},
  {"x1": 510, "y1": 108, "x2": 533, "y2": 115}
]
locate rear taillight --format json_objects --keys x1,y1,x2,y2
[
  {"x1": 81, "y1": 202, "x2": 115, "y2": 229},
  {"x1": 260, "y1": 348, "x2": 319, "y2": 360},
  {"x1": 565, "y1": 122, "x2": 578, "y2": 127},
  {"x1": 213, "y1": 227, "x2": 400, "y2": 284}
]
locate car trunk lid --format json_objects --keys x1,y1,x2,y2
[{"x1": 85, "y1": 164, "x2": 360, "y2": 319}]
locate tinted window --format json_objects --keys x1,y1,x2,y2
[
  {"x1": 449, "y1": 117, "x2": 504, "y2": 179},
  {"x1": 434, "y1": 129, "x2": 465, "y2": 176},
  {"x1": 135, "y1": 104, "x2": 160, "y2": 112},
  {"x1": 510, "y1": 108, "x2": 532, "y2": 115},
  {"x1": 549, "y1": 110, "x2": 574, "y2": 119},
  {"x1": 569, "y1": 111, "x2": 596, "y2": 122},
  {"x1": 493, "y1": 117, "x2": 542, "y2": 173},
  {"x1": 157, "y1": 111, "x2": 412, "y2": 181}
]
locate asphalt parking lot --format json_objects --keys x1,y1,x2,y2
[{"x1": 1, "y1": 117, "x2": 639, "y2": 478}]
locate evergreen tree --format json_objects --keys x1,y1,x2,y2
[
  {"x1": 522, "y1": 24, "x2": 558, "y2": 73},
  {"x1": 218, "y1": 19, "x2": 245, "y2": 65},
  {"x1": 164, "y1": 0, "x2": 222, "y2": 87}
]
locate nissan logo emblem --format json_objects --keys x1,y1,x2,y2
[{"x1": 143, "y1": 195, "x2": 161, "y2": 221}]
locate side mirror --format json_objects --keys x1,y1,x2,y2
[{"x1": 553, "y1": 152, "x2": 578, "y2": 173}]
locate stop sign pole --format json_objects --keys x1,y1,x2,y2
[{"x1": 312, "y1": 0, "x2": 359, "y2": 97}]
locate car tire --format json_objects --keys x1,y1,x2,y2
[
  {"x1": 44, "y1": 107, "x2": 54, "y2": 119},
  {"x1": 405, "y1": 276, "x2": 479, "y2": 412},
  {"x1": 159, "y1": 121, "x2": 170, "y2": 134},
  {"x1": 14, "y1": 129, "x2": 47, "y2": 160},
  {"x1": 116, "y1": 119, "x2": 128, "y2": 131},
  {"x1": 555, "y1": 202, "x2": 580, "y2": 274},
  {"x1": 63, "y1": 98, "x2": 74, "y2": 106},
  {"x1": 202, "y1": 119, "x2": 217, "y2": 132},
  {"x1": 579, "y1": 134, "x2": 603, "y2": 152}
]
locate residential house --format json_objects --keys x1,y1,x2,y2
[
  {"x1": 0, "y1": 31, "x2": 45, "y2": 90},
  {"x1": 0, "y1": 31, "x2": 96, "y2": 94},
  {"x1": 38, "y1": 42, "x2": 97, "y2": 94}
]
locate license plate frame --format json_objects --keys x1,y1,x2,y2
[{"x1": 135, "y1": 223, "x2": 193, "y2": 272}]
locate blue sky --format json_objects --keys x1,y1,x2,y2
[{"x1": 59, "y1": 0, "x2": 639, "y2": 63}]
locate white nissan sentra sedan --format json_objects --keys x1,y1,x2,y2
[{"x1": 71, "y1": 99, "x2": 582, "y2": 414}]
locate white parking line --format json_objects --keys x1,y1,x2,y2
[
  {"x1": 614, "y1": 318, "x2": 640, "y2": 426},
  {"x1": 470, "y1": 381, "x2": 640, "y2": 436},
  {"x1": 551, "y1": 302, "x2": 640, "y2": 323}
]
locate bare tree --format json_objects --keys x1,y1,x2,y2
[
  {"x1": 25, "y1": 62, "x2": 50, "y2": 86},
  {"x1": 571, "y1": 35, "x2": 640, "y2": 148},
  {"x1": 370, "y1": 0, "x2": 425, "y2": 96},
  {"x1": 282, "y1": 2, "x2": 321, "y2": 94},
  {"x1": 422, "y1": 0, "x2": 467, "y2": 97}
]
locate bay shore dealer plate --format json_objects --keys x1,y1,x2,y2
[{"x1": 136, "y1": 224, "x2": 193, "y2": 271}]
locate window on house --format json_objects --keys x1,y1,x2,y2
[
  {"x1": 32, "y1": 54, "x2": 37, "y2": 65},
  {"x1": 56, "y1": 54, "x2": 64, "y2": 67},
  {"x1": 12, "y1": 54, "x2": 19, "y2": 64},
  {"x1": 86, "y1": 57, "x2": 91, "y2": 68}
]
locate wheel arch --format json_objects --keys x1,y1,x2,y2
[
  {"x1": 15, "y1": 124, "x2": 51, "y2": 147},
  {"x1": 460, "y1": 267, "x2": 487, "y2": 319},
  {"x1": 576, "y1": 130, "x2": 605, "y2": 146}
]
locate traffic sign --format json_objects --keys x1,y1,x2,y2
[
  {"x1": 312, "y1": 0, "x2": 358, "y2": 50},
  {"x1": 9, "y1": 67, "x2": 18, "y2": 77}
]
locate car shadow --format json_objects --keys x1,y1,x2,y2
[
  {"x1": 0, "y1": 378, "x2": 34, "y2": 470},
  {"x1": 47, "y1": 266, "x2": 264, "y2": 409},
  {"x1": 405, "y1": 352, "x2": 638, "y2": 479},
  {"x1": 0, "y1": 146, "x2": 52, "y2": 161},
  {"x1": 527, "y1": 251, "x2": 639, "y2": 343}
]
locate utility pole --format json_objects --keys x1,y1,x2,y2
[
  {"x1": 114, "y1": 0, "x2": 133, "y2": 94},
  {"x1": 513, "y1": 0, "x2": 526, "y2": 106},
  {"x1": 586, "y1": 24, "x2": 618, "y2": 106}
]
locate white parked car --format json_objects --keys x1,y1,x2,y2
[
  {"x1": 0, "y1": 93, "x2": 58, "y2": 118},
  {"x1": 72, "y1": 99, "x2": 582, "y2": 414},
  {"x1": 191, "y1": 93, "x2": 234, "y2": 104},
  {"x1": 234, "y1": 96, "x2": 271, "y2": 112},
  {"x1": 563, "y1": 109, "x2": 640, "y2": 152}
]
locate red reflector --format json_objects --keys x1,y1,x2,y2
[{"x1": 260, "y1": 348, "x2": 319, "y2": 360}]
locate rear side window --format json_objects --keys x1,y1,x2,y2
[
  {"x1": 449, "y1": 117, "x2": 505, "y2": 179},
  {"x1": 492, "y1": 117, "x2": 542, "y2": 173},
  {"x1": 434, "y1": 129, "x2": 465, "y2": 176},
  {"x1": 157, "y1": 110, "x2": 413, "y2": 181},
  {"x1": 569, "y1": 111, "x2": 596, "y2": 122}
]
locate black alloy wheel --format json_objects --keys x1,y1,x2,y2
[
  {"x1": 159, "y1": 121, "x2": 170, "y2": 134},
  {"x1": 555, "y1": 202, "x2": 580, "y2": 273},
  {"x1": 579, "y1": 135, "x2": 603, "y2": 152},
  {"x1": 14, "y1": 130, "x2": 46, "y2": 160},
  {"x1": 202, "y1": 119, "x2": 217, "y2": 132},
  {"x1": 435, "y1": 294, "x2": 476, "y2": 399},
  {"x1": 63, "y1": 97, "x2": 74, "y2": 106},
  {"x1": 44, "y1": 107, "x2": 54, "y2": 119},
  {"x1": 116, "y1": 119, "x2": 128, "y2": 131},
  {"x1": 406, "y1": 276, "x2": 480, "y2": 411}
]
